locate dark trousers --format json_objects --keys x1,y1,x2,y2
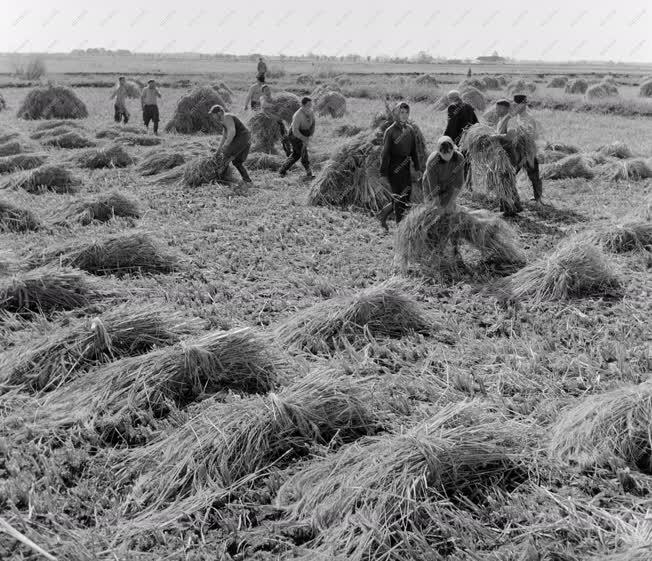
[
  {"x1": 114, "y1": 104, "x2": 129, "y2": 124},
  {"x1": 280, "y1": 134, "x2": 311, "y2": 174},
  {"x1": 143, "y1": 105, "x2": 159, "y2": 133},
  {"x1": 224, "y1": 133, "x2": 252, "y2": 182},
  {"x1": 515, "y1": 158, "x2": 543, "y2": 201},
  {"x1": 387, "y1": 162, "x2": 412, "y2": 222}
]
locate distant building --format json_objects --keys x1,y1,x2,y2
[{"x1": 476, "y1": 52, "x2": 506, "y2": 63}]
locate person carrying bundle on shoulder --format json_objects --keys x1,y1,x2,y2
[
  {"x1": 279, "y1": 97, "x2": 315, "y2": 180},
  {"x1": 260, "y1": 85, "x2": 292, "y2": 157},
  {"x1": 208, "y1": 104, "x2": 252, "y2": 184},
  {"x1": 141, "y1": 79, "x2": 162, "y2": 135},
  {"x1": 444, "y1": 90, "x2": 478, "y2": 188},
  {"x1": 378, "y1": 102, "x2": 422, "y2": 231}
]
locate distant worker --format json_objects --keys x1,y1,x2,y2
[
  {"x1": 244, "y1": 75, "x2": 266, "y2": 111},
  {"x1": 444, "y1": 90, "x2": 478, "y2": 187},
  {"x1": 279, "y1": 96, "x2": 315, "y2": 179},
  {"x1": 422, "y1": 136, "x2": 466, "y2": 211},
  {"x1": 208, "y1": 104, "x2": 252, "y2": 184},
  {"x1": 467, "y1": 67, "x2": 472, "y2": 77},
  {"x1": 378, "y1": 102, "x2": 422, "y2": 229},
  {"x1": 260, "y1": 85, "x2": 292, "y2": 157},
  {"x1": 110, "y1": 76, "x2": 130, "y2": 124},
  {"x1": 141, "y1": 79, "x2": 162, "y2": 135},
  {"x1": 257, "y1": 57, "x2": 268, "y2": 80},
  {"x1": 496, "y1": 94, "x2": 543, "y2": 204}
]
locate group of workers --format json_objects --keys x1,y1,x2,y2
[
  {"x1": 110, "y1": 63, "x2": 543, "y2": 226},
  {"x1": 379, "y1": 90, "x2": 544, "y2": 229}
]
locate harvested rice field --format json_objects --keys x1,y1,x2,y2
[{"x1": 0, "y1": 67, "x2": 651, "y2": 561}]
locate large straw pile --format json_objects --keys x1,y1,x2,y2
[
  {"x1": 277, "y1": 402, "x2": 525, "y2": 560},
  {"x1": 266, "y1": 92, "x2": 301, "y2": 123},
  {"x1": 307, "y1": 132, "x2": 391, "y2": 213},
  {"x1": 565, "y1": 79, "x2": 589, "y2": 94},
  {"x1": 458, "y1": 78, "x2": 487, "y2": 92},
  {"x1": 547, "y1": 76, "x2": 568, "y2": 88},
  {"x1": 76, "y1": 144, "x2": 133, "y2": 168},
  {"x1": 123, "y1": 81, "x2": 142, "y2": 99},
  {"x1": 609, "y1": 159, "x2": 652, "y2": 181},
  {"x1": 460, "y1": 87, "x2": 486, "y2": 111},
  {"x1": 248, "y1": 112, "x2": 282, "y2": 154},
  {"x1": 315, "y1": 91, "x2": 347, "y2": 118},
  {"x1": 296, "y1": 74, "x2": 315, "y2": 86},
  {"x1": 0, "y1": 266, "x2": 102, "y2": 316},
  {"x1": 0, "y1": 199, "x2": 40, "y2": 232},
  {"x1": 540, "y1": 154, "x2": 594, "y2": 180},
  {"x1": 481, "y1": 75, "x2": 501, "y2": 89},
  {"x1": 165, "y1": 86, "x2": 227, "y2": 134},
  {"x1": 44, "y1": 232, "x2": 179, "y2": 276},
  {"x1": 507, "y1": 79, "x2": 536, "y2": 94},
  {"x1": 138, "y1": 150, "x2": 185, "y2": 176},
  {"x1": 493, "y1": 238, "x2": 621, "y2": 302},
  {"x1": 550, "y1": 382, "x2": 652, "y2": 473},
  {"x1": 17, "y1": 85, "x2": 88, "y2": 120},
  {"x1": 586, "y1": 83, "x2": 619, "y2": 100},
  {"x1": 273, "y1": 279, "x2": 430, "y2": 354},
  {"x1": 6, "y1": 164, "x2": 81, "y2": 194},
  {"x1": 459, "y1": 124, "x2": 520, "y2": 212},
  {"x1": 586, "y1": 221, "x2": 652, "y2": 253},
  {"x1": 639, "y1": 80, "x2": 652, "y2": 97},
  {"x1": 41, "y1": 131, "x2": 95, "y2": 149},
  {"x1": 394, "y1": 203, "x2": 525, "y2": 274},
  {"x1": 415, "y1": 73, "x2": 439, "y2": 86},
  {"x1": 65, "y1": 192, "x2": 141, "y2": 225},
  {"x1": 0, "y1": 303, "x2": 204, "y2": 392},
  {"x1": 183, "y1": 153, "x2": 236, "y2": 187},
  {"x1": 118, "y1": 370, "x2": 378, "y2": 517},
  {"x1": 211, "y1": 81, "x2": 233, "y2": 104},
  {"x1": 597, "y1": 141, "x2": 632, "y2": 159}
]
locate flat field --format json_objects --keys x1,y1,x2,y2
[{"x1": 0, "y1": 65, "x2": 651, "y2": 560}]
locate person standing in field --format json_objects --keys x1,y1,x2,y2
[
  {"x1": 141, "y1": 79, "x2": 161, "y2": 135},
  {"x1": 257, "y1": 57, "x2": 268, "y2": 81},
  {"x1": 378, "y1": 102, "x2": 422, "y2": 229},
  {"x1": 110, "y1": 76, "x2": 130, "y2": 124},
  {"x1": 244, "y1": 75, "x2": 266, "y2": 111},
  {"x1": 279, "y1": 97, "x2": 315, "y2": 179},
  {"x1": 444, "y1": 90, "x2": 478, "y2": 188},
  {"x1": 208, "y1": 104, "x2": 252, "y2": 184},
  {"x1": 260, "y1": 85, "x2": 292, "y2": 157}
]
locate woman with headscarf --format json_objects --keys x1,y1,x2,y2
[{"x1": 421, "y1": 136, "x2": 466, "y2": 211}]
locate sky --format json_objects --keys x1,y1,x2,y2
[{"x1": 1, "y1": 0, "x2": 650, "y2": 63}]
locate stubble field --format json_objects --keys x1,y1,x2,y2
[{"x1": 0, "y1": 70, "x2": 651, "y2": 561}]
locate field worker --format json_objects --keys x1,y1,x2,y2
[
  {"x1": 484, "y1": 98, "x2": 510, "y2": 128},
  {"x1": 208, "y1": 104, "x2": 252, "y2": 184},
  {"x1": 257, "y1": 57, "x2": 268, "y2": 81},
  {"x1": 279, "y1": 96, "x2": 315, "y2": 179},
  {"x1": 141, "y1": 79, "x2": 162, "y2": 135},
  {"x1": 422, "y1": 136, "x2": 466, "y2": 211},
  {"x1": 244, "y1": 75, "x2": 266, "y2": 111},
  {"x1": 491, "y1": 99, "x2": 524, "y2": 215},
  {"x1": 500, "y1": 94, "x2": 543, "y2": 204},
  {"x1": 261, "y1": 85, "x2": 292, "y2": 157},
  {"x1": 378, "y1": 102, "x2": 422, "y2": 229},
  {"x1": 110, "y1": 76, "x2": 130, "y2": 124},
  {"x1": 444, "y1": 90, "x2": 478, "y2": 187}
]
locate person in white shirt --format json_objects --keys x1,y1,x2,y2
[
  {"x1": 110, "y1": 76, "x2": 130, "y2": 124},
  {"x1": 141, "y1": 80, "x2": 162, "y2": 135}
]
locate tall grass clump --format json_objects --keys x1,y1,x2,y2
[{"x1": 273, "y1": 278, "x2": 430, "y2": 354}]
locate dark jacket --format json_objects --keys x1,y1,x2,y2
[
  {"x1": 380, "y1": 122, "x2": 421, "y2": 177},
  {"x1": 444, "y1": 102, "x2": 478, "y2": 145}
]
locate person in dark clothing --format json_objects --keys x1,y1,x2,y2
[
  {"x1": 209, "y1": 104, "x2": 252, "y2": 183},
  {"x1": 257, "y1": 57, "x2": 268, "y2": 80},
  {"x1": 444, "y1": 90, "x2": 478, "y2": 188},
  {"x1": 378, "y1": 102, "x2": 422, "y2": 229},
  {"x1": 279, "y1": 97, "x2": 315, "y2": 179}
]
